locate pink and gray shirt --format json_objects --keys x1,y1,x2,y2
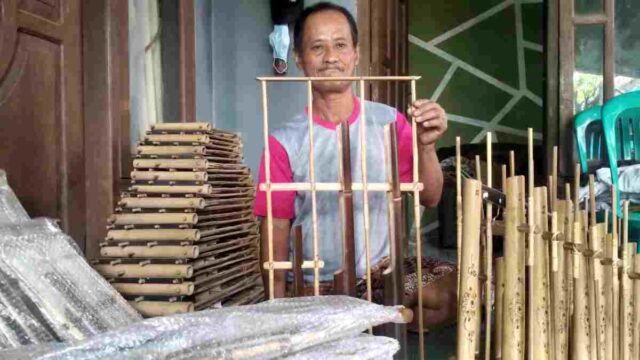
[{"x1": 254, "y1": 97, "x2": 415, "y2": 281}]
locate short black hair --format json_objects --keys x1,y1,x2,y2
[{"x1": 293, "y1": 2, "x2": 358, "y2": 52}]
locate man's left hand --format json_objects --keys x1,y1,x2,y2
[{"x1": 407, "y1": 100, "x2": 448, "y2": 148}]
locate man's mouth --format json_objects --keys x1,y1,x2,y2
[{"x1": 320, "y1": 68, "x2": 344, "y2": 75}]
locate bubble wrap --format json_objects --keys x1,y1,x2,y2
[
  {"x1": 0, "y1": 296, "x2": 405, "y2": 360},
  {"x1": 283, "y1": 334, "x2": 399, "y2": 360},
  {"x1": 0, "y1": 219, "x2": 141, "y2": 344},
  {"x1": 0, "y1": 170, "x2": 29, "y2": 224}
]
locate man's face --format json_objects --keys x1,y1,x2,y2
[{"x1": 295, "y1": 10, "x2": 359, "y2": 94}]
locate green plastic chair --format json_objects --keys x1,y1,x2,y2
[
  {"x1": 574, "y1": 105, "x2": 606, "y2": 174},
  {"x1": 601, "y1": 90, "x2": 640, "y2": 248}
]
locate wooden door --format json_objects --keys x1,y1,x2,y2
[{"x1": 0, "y1": 0, "x2": 84, "y2": 246}]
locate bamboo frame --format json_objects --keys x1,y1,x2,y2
[
  {"x1": 129, "y1": 301, "x2": 194, "y2": 317},
  {"x1": 136, "y1": 145, "x2": 207, "y2": 156},
  {"x1": 144, "y1": 134, "x2": 209, "y2": 144},
  {"x1": 130, "y1": 171, "x2": 208, "y2": 182},
  {"x1": 100, "y1": 245, "x2": 199, "y2": 259},
  {"x1": 151, "y1": 122, "x2": 212, "y2": 131},
  {"x1": 108, "y1": 213, "x2": 198, "y2": 225},
  {"x1": 118, "y1": 197, "x2": 206, "y2": 209},
  {"x1": 130, "y1": 184, "x2": 212, "y2": 195},
  {"x1": 106, "y1": 229, "x2": 200, "y2": 242},
  {"x1": 456, "y1": 178, "x2": 483, "y2": 360},
  {"x1": 133, "y1": 158, "x2": 208, "y2": 170},
  {"x1": 258, "y1": 182, "x2": 423, "y2": 192}
]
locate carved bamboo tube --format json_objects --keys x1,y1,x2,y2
[
  {"x1": 532, "y1": 187, "x2": 550, "y2": 360},
  {"x1": 144, "y1": 134, "x2": 209, "y2": 144},
  {"x1": 136, "y1": 145, "x2": 207, "y2": 156},
  {"x1": 94, "y1": 263, "x2": 193, "y2": 279},
  {"x1": 502, "y1": 176, "x2": 525, "y2": 360},
  {"x1": 133, "y1": 158, "x2": 208, "y2": 170},
  {"x1": 118, "y1": 197, "x2": 206, "y2": 209},
  {"x1": 130, "y1": 171, "x2": 208, "y2": 182},
  {"x1": 101, "y1": 245, "x2": 199, "y2": 259},
  {"x1": 632, "y1": 252, "x2": 640, "y2": 360},
  {"x1": 552, "y1": 200, "x2": 569, "y2": 360},
  {"x1": 603, "y1": 233, "x2": 615, "y2": 360},
  {"x1": 129, "y1": 301, "x2": 194, "y2": 317},
  {"x1": 108, "y1": 213, "x2": 198, "y2": 225},
  {"x1": 113, "y1": 282, "x2": 195, "y2": 296},
  {"x1": 130, "y1": 184, "x2": 212, "y2": 194},
  {"x1": 150, "y1": 122, "x2": 212, "y2": 131},
  {"x1": 571, "y1": 211, "x2": 591, "y2": 359},
  {"x1": 495, "y1": 256, "x2": 505, "y2": 360},
  {"x1": 106, "y1": 229, "x2": 200, "y2": 242},
  {"x1": 456, "y1": 178, "x2": 483, "y2": 360}
]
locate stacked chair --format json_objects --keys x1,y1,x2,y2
[{"x1": 94, "y1": 123, "x2": 264, "y2": 317}]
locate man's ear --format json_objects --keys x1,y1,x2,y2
[{"x1": 294, "y1": 51, "x2": 303, "y2": 71}]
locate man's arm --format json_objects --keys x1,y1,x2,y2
[
  {"x1": 260, "y1": 218, "x2": 291, "y2": 298},
  {"x1": 418, "y1": 144, "x2": 444, "y2": 207}
]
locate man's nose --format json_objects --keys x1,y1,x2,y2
[{"x1": 323, "y1": 47, "x2": 338, "y2": 64}]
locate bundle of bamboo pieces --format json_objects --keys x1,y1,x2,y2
[
  {"x1": 94, "y1": 123, "x2": 264, "y2": 317},
  {"x1": 456, "y1": 129, "x2": 640, "y2": 360}
]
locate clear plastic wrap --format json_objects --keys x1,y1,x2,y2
[
  {"x1": 282, "y1": 334, "x2": 399, "y2": 360},
  {"x1": 0, "y1": 170, "x2": 29, "y2": 224},
  {"x1": 0, "y1": 296, "x2": 406, "y2": 360},
  {"x1": 0, "y1": 219, "x2": 141, "y2": 344}
]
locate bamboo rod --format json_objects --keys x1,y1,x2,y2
[
  {"x1": 571, "y1": 210, "x2": 591, "y2": 359},
  {"x1": 526, "y1": 129, "x2": 536, "y2": 360},
  {"x1": 151, "y1": 122, "x2": 212, "y2": 131},
  {"x1": 100, "y1": 245, "x2": 199, "y2": 259},
  {"x1": 410, "y1": 79, "x2": 425, "y2": 358},
  {"x1": 106, "y1": 229, "x2": 200, "y2": 242},
  {"x1": 258, "y1": 182, "x2": 424, "y2": 192},
  {"x1": 548, "y1": 210, "x2": 559, "y2": 360},
  {"x1": 133, "y1": 158, "x2": 208, "y2": 170},
  {"x1": 130, "y1": 184, "x2": 212, "y2": 195},
  {"x1": 112, "y1": 282, "x2": 195, "y2": 296},
  {"x1": 456, "y1": 137, "x2": 462, "y2": 304},
  {"x1": 256, "y1": 75, "x2": 421, "y2": 81},
  {"x1": 308, "y1": 80, "x2": 320, "y2": 296},
  {"x1": 564, "y1": 184, "x2": 575, "y2": 328},
  {"x1": 621, "y1": 201, "x2": 631, "y2": 360},
  {"x1": 129, "y1": 301, "x2": 194, "y2": 317},
  {"x1": 552, "y1": 199, "x2": 569, "y2": 360},
  {"x1": 456, "y1": 179, "x2": 483, "y2": 360},
  {"x1": 136, "y1": 145, "x2": 207, "y2": 156},
  {"x1": 552, "y1": 146, "x2": 558, "y2": 211},
  {"x1": 509, "y1": 151, "x2": 515, "y2": 177},
  {"x1": 586, "y1": 177, "x2": 600, "y2": 360},
  {"x1": 485, "y1": 132, "x2": 493, "y2": 360},
  {"x1": 131, "y1": 171, "x2": 208, "y2": 182},
  {"x1": 592, "y1": 222, "x2": 607, "y2": 360},
  {"x1": 108, "y1": 213, "x2": 198, "y2": 225},
  {"x1": 495, "y1": 257, "x2": 505, "y2": 360},
  {"x1": 633, "y1": 252, "x2": 640, "y2": 360},
  {"x1": 94, "y1": 263, "x2": 193, "y2": 279},
  {"x1": 261, "y1": 260, "x2": 325, "y2": 270},
  {"x1": 475, "y1": 155, "x2": 482, "y2": 182},
  {"x1": 118, "y1": 197, "x2": 206, "y2": 209},
  {"x1": 612, "y1": 186, "x2": 620, "y2": 360},
  {"x1": 502, "y1": 165, "x2": 508, "y2": 192},
  {"x1": 532, "y1": 186, "x2": 551, "y2": 360},
  {"x1": 502, "y1": 176, "x2": 525, "y2": 360},
  {"x1": 260, "y1": 79, "x2": 275, "y2": 299},
  {"x1": 144, "y1": 134, "x2": 209, "y2": 144}
]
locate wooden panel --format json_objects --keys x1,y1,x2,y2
[
  {"x1": 558, "y1": 0, "x2": 575, "y2": 177},
  {"x1": 545, "y1": 0, "x2": 559, "y2": 179},
  {"x1": 18, "y1": 0, "x2": 61, "y2": 23},
  {"x1": 603, "y1": 0, "x2": 614, "y2": 100},
  {"x1": 179, "y1": 0, "x2": 195, "y2": 123},
  {"x1": 0, "y1": 0, "x2": 84, "y2": 245}
]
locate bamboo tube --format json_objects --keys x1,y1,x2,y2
[
  {"x1": 256, "y1": 75, "x2": 421, "y2": 81},
  {"x1": 633, "y1": 252, "x2": 640, "y2": 360},
  {"x1": 553, "y1": 198, "x2": 570, "y2": 360},
  {"x1": 259, "y1": 181, "x2": 424, "y2": 193},
  {"x1": 130, "y1": 184, "x2": 212, "y2": 195},
  {"x1": 133, "y1": 158, "x2": 208, "y2": 170},
  {"x1": 592, "y1": 222, "x2": 607, "y2": 360},
  {"x1": 112, "y1": 282, "x2": 195, "y2": 296},
  {"x1": 510, "y1": 151, "x2": 515, "y2": 177},
  {"x1": 603, "y1": 232, "x2": 615, "y2": 360},
  {"x1": 308, "y1": 80, "x2": 321, "y2": 296},
  {"x1": 106, "y1": 229, "x2": 200, "y2": 242},
  {"x1": 130, "y1": 171, "x2": 208, "y2": 182},
  {"x1": 502, "y1": 165, "x2": 508, "y2": 192},
  {"x1": 612, "y1": 187, "x2": 620, "y2": 360},
  {"x1": 548, "y1": 210, "x2": 560, "y2": 360},
  {"x1": 108, "y1": 213, "x2": 198, "y2": 225},
  {"x1": 532, "y1": 186, "x2": 551, "y2": 360},
  {"x1": 150, "y1": 122, "x2": 212, "y2": 131},
  {"x1": 485, "y1": 132, "x2": 493, "y2": 360},
  {"x1": 587, "y1": 176, "x2": 601, "y2": 360},
  {"x1": 475, "y1": 155, "x2": 482, "y2": 181},
  {"x1": 621, "y1": 202, "x2": 632, "y2": 360},
  {"x1": 410, "y1": 79, "x2": 425, "y2": 357},
  {"x1": 623, "y1": 242, "x2": 636, "y2": 360},
  {"x1": 552, "y1": 146, "x2": 558, "y2": 211},
  {"x1": 136, "y1": 145, "x2": 207, "y2": 156},
  {"x1": 94, "y1": 263, "x2": 193, "y2": 279},
  {"x1": 144, "y1": 134, "x2": 209, "y2": 144},
  {"x1": 495, "y1": 257, "x2": 505, "y2": 360},
  {"x1": 456, "y1": 179, "x2": 483, "y2": 360},
  {"x1": 502, "y1": 176, "x2": 525, "y2": 360},
  {"x1": 100, "y1": 245, "x2": 199, "y2": 259},
  {"x1": 571, "y1": 210, "x2": 591, "y2": 359},
  {"x1": 456, "y1": 137, "x2": 462, "y2": 304},
  {"x1": 118, "y1": 197, "x2": 206, "y2": 209},
  {"x1": 129, "y1": 301, "x2": 194, "y2": 317},
  {"x1": 564, "y1": 184, "x2": 575, "y2": 327},
  {"x1": 526, "y1": 129, "x2": 536, "y2": 360}
]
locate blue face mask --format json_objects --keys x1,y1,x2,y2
[{"x1": 269, "y1": 25, "x2": 290, "y2": 73}]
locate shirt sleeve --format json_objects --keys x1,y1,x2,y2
[
  {"x1": 253, "y1": 135, "x2": 296, "y2": 219},
  {"x1": 395, "y1": 111, "x2": 415, "y2": 183}
]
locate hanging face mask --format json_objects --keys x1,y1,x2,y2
[{"x1": 269, "y1": 25, "x2": 290, "y2": 74}]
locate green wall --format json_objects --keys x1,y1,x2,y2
[{"x1": 409, "y1": 0, "x2": 545, "y2": 146}]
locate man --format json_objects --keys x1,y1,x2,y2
[{"x1": 254, "y1": 2, "x2": 457, "y2": 329}]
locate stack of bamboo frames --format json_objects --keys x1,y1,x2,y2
[
  {"x1": 456, "y1": 129, "x2": 640, "y2": 360},
  {"x1": 258, "y1": 76, "x2": 426, "y2": 359},
  {"x1": 94, "y1": 123, "x2": 264, "y2": 317}
]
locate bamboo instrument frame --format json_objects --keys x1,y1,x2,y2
[
  {"x1": 94, "y1": 263, "x2": 194, "y2": 279},
  {"x1": 129, "y1": 301, "x2": 194, "y2": 317},
  {"x1": 257, "y1": 76, "x2": 425, "y2": 356}
]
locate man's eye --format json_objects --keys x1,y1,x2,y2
[
  {"x1": 336, "y1": 43, "x2": 347, "y2": 49},
  {"x1": 312, "y1": 45, "x2": 322, "y2": 51}
]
